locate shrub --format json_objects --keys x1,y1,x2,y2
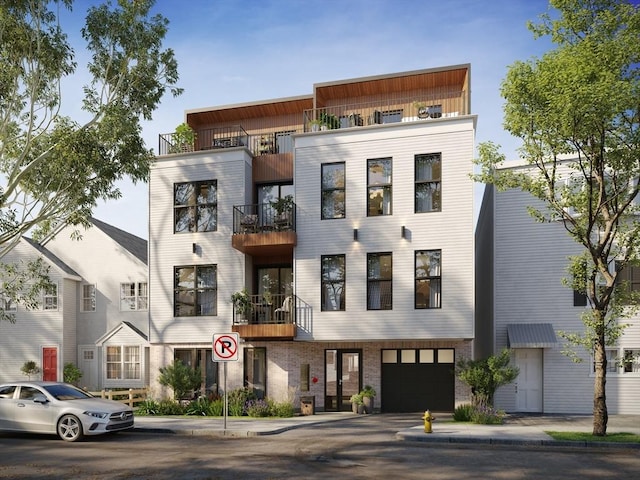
[
  {"x1": 63, "y1": 363, "x2": 83, "y2": 385},
  {"x1": 246, "y1": 399, "x2": 271, "y2": 417},
  {"x1": 453, "y1": 403, "x2": 475, "y2": 422},
  {"x1": 136, "y1": 399, "x2": 160, "y2": 416},
  {"x1": 227, "y1": 387, "x2": 256, "y2": 416},
  {"x1": 208, "y1": 398, "x2": 224, "y2": 416},
  {"x1": 185, "y1": 397, "x2": 212, "y2": 416},
  {"x1": 158, "y1": 359, "x2": 202, "y2": 401},
  {"x1": 21, "y1": 360, "x2": 40, "y2": 380},
  {"x1": 157, "y1": 399, "x2": 185, "y2": 416},
  {"x1": 470, "y1": 405, "x2": 505, "y2": 425},
  {"x1": 270, "y1": 400, "x2": 295, "y2": 418}
]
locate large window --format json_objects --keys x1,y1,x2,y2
[
  {"x1": 367, "y1": 158, "x2": 392, "y2": 216},
  {"x1": 174, "y1": 265, "x2": 217, "y2": 317},
  {"x1": 322, "y1": 255, "x2": 345, "y2": 311},
  {"x1": 174, "y1": 180, "x2": 217, "y2": 233},
  {"x1": 616, "y1": 261, "x2": 640, "y2": 303},
  {"x1": 82, "y1": 284, "x2": 96, "y2": 312},
  {"x1": 367, "y1": 253, "x2": 392, "y2": 310},
  {"x1": 43, "y1": 283, "x2": 58, "y2": 310},
  {"x1": 321, "y1": 163, "x2": 345, "y2": 219},
  {"x1": 415, "y1": 153, "x2": 441, "y2": 212},
  {"x1": 106, "y1": 345, "x2": 141, "y2": 380},
  {"x1": 415, "y1": 250, "x2": 442, "y2": 308},
  {"x1": 120, "y1": 282, "x2": 148, "y2": 311}
]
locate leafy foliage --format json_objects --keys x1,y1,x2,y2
[
  {"x1": 0, "y1": 257, "x2": 54, "y2": 323},
  {"x1": 20, "y1": 360, "x2": 40, "y2": 379},
  {"x1": 473, "y1": 0, "x2": 640, "y2": 436},
  {"x1": 158, "y1": 359, "x2": 201, "y2": 401},
  {"x1": 227, "y1": 387, "x2": 256, "y2": 416},
  {"x1": 0, "y1": 0, "x2": 182, "y2": 258},
  {"x1": 63, "y1": 363, "x2": 83, "y2": 385},
  {"x1": 456, "y1": 349, "x2": 519, "y2": 407}
]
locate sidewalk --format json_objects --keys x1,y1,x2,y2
[{"x1": 133, "y1": 412, "x2": 640, "y2": 449}]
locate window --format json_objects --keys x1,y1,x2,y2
[
  {"x1": 322, "y1": 255, "x2": 345, "y2": 311},
  {"x1": 415, "y1": 153, "x2": 441, "y2": 212},
  {"x1": 616, "y1": 260, "x2": 640, "y2": 303},
  {"x1": 43, "y1": 283, "x2": 58, "y2": 310},
  {"x1": 275, "y1": 130, "x2": 295, "y2": 153},
  {"x1": 81, "y1": 284, "x2": 96, "y2": 312},
  {"x1": 623, "y1": 349, "x2": 640, "y2": 373},
  {"x1": 1, "y1": 294, "x2": 16, "y2": 312},
  {"x1": 174, "y1": 265, "x2": 217, "y2": 317},
  {"x1": 120, "y1": 282, "x2": 148, "y2": 311},
  {"x1": 367, "y1": 253, "x2": 392, "y2": 310},
  {"x1": 244, "y1": 347, "x2": 266, "y2": 399},
  {"x1": 415, "y1": 250, "x2": 442, "y2": 308},
  {"x1": 174, "y1": 180, "x2": 217, "y2": 233},
  {"x1": 367, "y1": 158, "x2": 392, "y2": 216},
  {"x1": 106, "y1": 345, "x2": 141, "y2": 380},
  {"x1": 321, "y1": 163, "x2": 345, "y2": 219}
]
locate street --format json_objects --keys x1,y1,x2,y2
[{"x1": 1, "y1": 414, "x2": 639, "y2": 479}]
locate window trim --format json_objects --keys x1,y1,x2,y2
[
  {"x1": 120, "y1": 282, "x2": 148, "y2": 312},
  {"x1": 106, "y1": 345, "x2": 141, "y2": 380},
  {"x1": 367, "y1": 158, "x2": 393, "y2": 217},
  {"x1": 81, "y1": 284, "x2": 96, "y2": 312},
  {"x1": 321, "y1": 162, "x2": 346, "y2": 220},
  {"x1": 174, "y1": 264, "x2": 217, "y2": 317},
  {"x1": 43, "y1": 283, "x2": 58, "y2": 311},
  {"x1": 321, "y1": 254, "x2": 345, "y2": 311},
  {"x1": 415, "y1": 249, "x2": 442, "y2": 309},
  {"x1": 367, "y1": 252, "x2": 392, "y2": 310},
  {"x1": 414, "y1": 152, "x2": 442, "y2": 213},
  {"x1": 173, "y1": 180, "x2": 218, "y2": 234}
]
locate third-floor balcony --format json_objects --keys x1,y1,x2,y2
[{"x1": 231, "y1": 201, "x2": 296, "y2": 256}]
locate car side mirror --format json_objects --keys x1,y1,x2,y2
[{"x1": 33, "y1": 394, "x2": 48, "y2": 404}]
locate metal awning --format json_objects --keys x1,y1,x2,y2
[{"x1": 507, "y1": 323, "x2": 557, "y2": 348}]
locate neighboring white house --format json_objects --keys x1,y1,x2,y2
[
  {"x1": 149, "y1": 65, "x2": 477, "y2": 411},
  {"x1": 0, "y1": 218, "x2": 149, "y2": 391},
  {"x1": 476, "y1": 162, "x2": 640, "y2": 414}
]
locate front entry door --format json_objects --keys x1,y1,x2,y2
[
  {"x1": 515, "y1": 349, "x2": 543, "y2": 412},
  {"x1": 42, "y1": 347, "x2": 58, "y2": 381},
  {"x1": 325, "y1": 349, "x2": 361, "y2": 411}
]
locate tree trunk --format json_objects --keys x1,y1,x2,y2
[{"x1": 592, "y1": 337, "x2": 608, "y2": 436}]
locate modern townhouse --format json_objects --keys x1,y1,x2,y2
[
  {"x1": 149, "y1": 65, "x2": 477, "y2": 412},
  {"x1": 0, "y1": 219, "x2": 149, "y2": 391},
  {"x1": 476, "y1": 161, "x2": 640, "y2": 414}
]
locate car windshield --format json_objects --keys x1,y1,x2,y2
[{"x1": 43, "y1": 384, "x2": 93, "y2": 401}]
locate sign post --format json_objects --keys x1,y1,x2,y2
[{"x1": 212, "y1": 333, "x2": 239, "y2": 430}]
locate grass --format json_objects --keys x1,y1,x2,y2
[{"x1": 545, "y1": 431, "x2": 640, "y2": 443}]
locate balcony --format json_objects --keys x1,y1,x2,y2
[
  {"x1": 158, "y1": 125, "x2": 250, "y2": 156},
  {"x1": 232, "y1": 293, "x2": 297, "y2": 341},
  {"x1": 231, "y1": 202, "x2": 296, "y2": 256}
]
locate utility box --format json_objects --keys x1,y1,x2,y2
[{"x1": 300, "y1": 396, "x2": 315, "y2": 415}]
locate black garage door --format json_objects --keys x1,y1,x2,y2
[{"x1": 381, "y1": 348, "x2": 455, "y2": 413}]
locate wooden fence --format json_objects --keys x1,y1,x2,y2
[{"x1": 88, "y1": 388, "x2": 148, "y2": 407}]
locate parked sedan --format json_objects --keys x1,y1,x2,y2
[{"x1": 0, "y1": 381, "x2": 134, "y2": 442}]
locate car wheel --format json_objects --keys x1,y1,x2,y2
[{"x1": 57, "y1": 414, "x2": 84, "y2": 442}]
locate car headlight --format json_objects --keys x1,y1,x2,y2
[{"x1": 84, "y1": 411, "x2": 109, "y2": 419}]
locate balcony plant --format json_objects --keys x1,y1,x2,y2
[
  {"x1": 169, "y1": 122, "x2": 196, "y2": 153},
  {"x1": 231, "y1": 288, "x2": 252, "y2": 321},
  {"x1": 318, "y1": 112, "x2": 339, "y2": 130},
  {"x1": 270, "y1": 195, "x2": 294, "y2": 229}
]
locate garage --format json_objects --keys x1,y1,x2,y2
[{"x1": 381, "y1": 348, "x2": 455, "y2": 413}]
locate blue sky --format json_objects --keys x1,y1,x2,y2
[{"x1": 61, "y1": 0, "x2": 555, "y2": 239}]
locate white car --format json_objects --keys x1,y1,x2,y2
[{"x1": 0, "y1": 381, "x2": 134, "y2": 442}]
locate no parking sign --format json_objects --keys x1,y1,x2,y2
[{"x1": 212, "y1": 333, "x2": 239, "y2": 362}]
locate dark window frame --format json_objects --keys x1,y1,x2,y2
[
  {"x1": 415, "y1": 249, "x2": 442, "y2": 309},
  {"x1": 173, "y1": 264, "x2": 217, "y2": 317},
  {"x1": 321, "y1": 162, "x2": 346, "y2": 220},
  {"x1": 415, "y1": 153, "x2": 442, "y2": 213},
  {"x1": 367, "y1": 158, "x2": 392, "y2": 217},
  {"x1": 174, "y1": 180, "x2": 218, "y2": 233},
  {"x1": 367, "y1": 252, "x2": 392, "y2": 310},
  {"x1": 321, "y1": 254, "x2": 346, "y2": 311}
]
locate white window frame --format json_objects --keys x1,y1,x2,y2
[
  {"x1": 1, "y1": 294, "x2": 17, "y2": 312},
  {"x1": 120, "y1": 282, "x2": 148, "y2": 311},
  {"x1": 81, "y1": 284, "x2": 96, "y2": 312},
  {"x1": 106, "y1": 345, "x2": 141, "y2": 380},
  {"x1": 43, "y1": 283, "x2": 58, "y2": 311},
  {"x1": 592, "y1": 347, "x2": 640, "y2": 376}
]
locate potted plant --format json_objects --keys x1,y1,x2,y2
[
  {"x1": 231, "y1": 288, "x2": 252, "y2": 322},
  {"x1": 413, "y1": 101, "x2": 429, "y2": 119},
  {"x1": 361, "y1": 385, "x2": 376, "y2": 414},
  {"x1": 270, "y1": 195, "x2": 294, "y2": 229},
  {"x1": 318, "y1": 112, "x2": 339, "y2": 130},
  {"x1": 169, "y1": 122, "x2": 196, "y2": 153},
  {"x1": 350, "y1": 393, "x2": 364, "y2": 414},
  {"x1": 309, "y1": 119, "x2": 322, "y2": 132}
]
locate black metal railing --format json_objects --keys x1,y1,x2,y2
[
  {"x1": 232, "y1": 293, "x2": 297, "y2": 325},
  {"x1": 158, "y1": 125, "x2": 249, "y2": 156},
  {"x1": 233, "y1": 202, "x2": 296, "y2": 234}
]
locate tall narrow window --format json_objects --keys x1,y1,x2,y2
[
  {"x1": 174, "y1": 265, "x2": 217, "y2": 317},
  {"x1": 367, "y1": 158, "x2": 392, "y2": 216},
  {"x1": 43, "y1": 283, "x2": 58, "y2": 310},
  {"x1": 321, "y1": 163, "x2": 345, "y2": 219},
  {"x1": 367, "y1": 253, "x2": 392, "y2": 310},
  {"x1": 174, "y1": 180, "x2": 217, "y2": 233},
  {"x1": 415, "y1": 153, "x2": 441, "y2": 212},
  {"x1": 415, "y1": 250, "x2": 441, "y2": 308},
  {"x1": 120, "y1": 283, "x2": 148, "y2": 311},
  {"x1": 82, "y1": 284, "x2": 96, "y2": 312},
  {"x1": 322, "y1": 255, "x2": 345, "y2": 311}
]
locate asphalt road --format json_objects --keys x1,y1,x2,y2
[{"x1": 1, "y1": 414, "x2": 639, "y2": 479}]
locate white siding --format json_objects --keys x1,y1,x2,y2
[
  {"x1": 294, "y1": 118, "x2": 475, "y2": 341},
  {"x1": 149, "y1": 150, "x2": 252, "y2": 344}
]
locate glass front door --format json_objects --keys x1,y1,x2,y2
[{"x1": 325, "y1": 349, "x2": 362, "y2": 411}]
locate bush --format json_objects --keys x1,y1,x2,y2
[
  {"x1": 156, "y1": 399, "x2": 185, "y2": 416},
  {"x1": 270, "y1": 400, "x2": 295, "y2": 418},
  {"x1": 185, "y1": 397, "x2": 212, "y2": 416},
  {"x1": 158, "y1": 359, "x2": 202, "y2": 401},
  {"x1": 470, "y1": 405, "x2": 505, "y2": 425},
  {"x1": 453, "y1": 403, "x2": 475, "y2": 422},
  {"x1": 208, "y1": 398, "x2": 224, "y2": 416},
  {"x1": 246, "y1": 399, "x2": 271, "y2": 417},
  {"x1": 227, "y1": 387, "x2": 256, "y2": 416},
  {"x1": 63, "y1": 363, "x2": 83, "y2": 385},
  {"x1": 21, "y1": 360, "x2": 40, "y2": 380},
  {"x1": 136, "y1": 399, "x2": 160, "y2": 416}
]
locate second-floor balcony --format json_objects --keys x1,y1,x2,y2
[
  {"x1": 231, "y1": 202, "x2": 296, "y2": 255},
  {"x1": 232, "y1": 293, "x2": 298, "y2": 341}
]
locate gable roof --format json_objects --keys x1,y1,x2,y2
[
  {"x1": 90, "y1": 217, "x2": 147, "y2": 265},
  {"x1": 95, "y1": 321, "x2": 149, "y2": 346},
  {"x1": 22, "y1": 236, "x2": 81, "y2": 279}
]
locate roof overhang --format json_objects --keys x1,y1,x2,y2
[{"x1": 507, "y1": 323, "x2": 557, "y2": 348}]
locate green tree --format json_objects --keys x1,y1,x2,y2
[
  {"x1": 474, "y1": 0, "x2": 640, "y2": 435},
  {"x1": 63, "y1": 362, "x2": 83, "y2": 385},
  {"x1": 455, "y1": 349, "x2": 519, "y2": 408},
  {"x1": 158, "y1": 359, "x2": 202, "y2": 401},
  {"x1": 0, "y1": 257, "x2": 54, "y2": 323},
  {"x1": 21, "y1": 360, "x2": 41, "y2": 380},
  {"x1": 0, "y1": 0, "x2": 182, "y2": 259}
]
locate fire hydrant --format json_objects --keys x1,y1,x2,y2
[{"x1": 422, "y1": 410, "x2": 435, "y2": 433}]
